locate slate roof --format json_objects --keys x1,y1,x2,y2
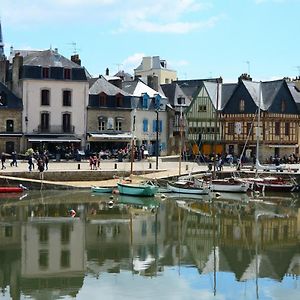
[
  {"x1": 221, "y1": 83, "x2": 237, "y2": 109},
  {"x1": 243, "y1": 79, "x2": 285, "y2": 110},
  {"x1": 0, "y1": 82, "x2": 22, "y2": 109},
  {"x1": 161, "y1": 83, "x2": 190, "y2": 107},
  {"x1": 122, "y1": 79, "x2": 166, "y2": 98},
  {"x1": 89, "y1": 75, "x2": 131, "y2": 96},
  {"x1": 114, "y1": 70, "x2": 133, "y2": 81},
  {"x1": 23, "y1": 49, "x2": 81, "y2": 68},
  {"x1": 287, "y1": 82, "x2": 300, "y2": 111}
]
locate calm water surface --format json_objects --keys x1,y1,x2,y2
[{"x1": 0, "y1": 190, "x2": 299, "y2": 300}]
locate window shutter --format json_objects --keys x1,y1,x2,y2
[{"x1": 153, "y1": 120, "x2": 156, "y2": 132}]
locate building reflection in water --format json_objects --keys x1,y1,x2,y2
[{"x1": 0, "y1": 190, "x2": 299, "y2": 299}]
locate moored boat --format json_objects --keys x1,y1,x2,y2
[
  {"x1": 208, "y1": 178, "x2": 249, "y2": 193},
  {"x1": 167, "y1": 179, "x2": 209, "y2": 195},
  {"x1": 117, "y1": 182, "x2": 158, "y2": 197},
  {"x1": 91, "y1": 186, "x2": 114, "y2": 193},
  {"x1": 0, "y1": 185, "x2": 27, "y2": 193}
]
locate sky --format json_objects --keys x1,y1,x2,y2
[{"x1": 0, "y1": 0, "x2": 299, "y2": 83}]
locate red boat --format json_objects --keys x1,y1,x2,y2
[{"x1": 0, "y1": 185, "x2": 27, "y2": 193}]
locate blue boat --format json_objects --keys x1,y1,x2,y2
[{"x1": 117, "y1": 182, "x2": 158, "y2": 197}]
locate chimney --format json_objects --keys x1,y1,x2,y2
[
  {"x1": 12, "y1": 54, "x2": 23, "y2": 98},
  {"x1": 147, "y1": 74, "x2": 159, "y2": 91},
  {"x1": 106, "y1": 68, "x2": 109, "y2": 76},
  {"x1": 238, "y1": 73, "x2": 252, "y2": 82},
  {"x1": 0, "y1": 59, "x2": 8, "y2": 84},
  {"x1": 71, "y1": 54, "x2": 81, "y2": 66}
]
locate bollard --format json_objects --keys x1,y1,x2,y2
[
  {"x1": 114, "y1": 163, "x2": 117, "y2": 169},
  {"x1": 186, "y1": 164, "x2": 189, "y2": 171},
  {"x1": 149, "y1": 162, "x2": 152, "y2": 169},
  {"x1": 78, "y1": 163, "x2": 80, "y2": 170}
]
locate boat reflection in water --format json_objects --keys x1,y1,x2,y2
[{"x1": 0, "y1": 190, "x2": 299, "y2": 299}]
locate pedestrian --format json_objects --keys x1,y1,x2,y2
[
  {"x1": 44, "y1": 154, "x2": 49, "y2": 170},
  {"x1": 10, "y1": 151, "x2": 18, "y2": 167},
  {"x1": 28, "y1": 155, "x2": 34, "y2": 171},
  {"x1": 37, "y1": 158, "x2": 45, "y2": 173},
  {"x1": 1, "y1": 153, "x2": 6, "y2": 170}
]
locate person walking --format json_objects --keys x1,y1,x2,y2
[
  {"x1": 28, "y1": 155, "x2": 34, "y2": 171},
  {"x1": 10, "y1": 151, "x2": 18, "y2": 167},
  {"x1": 1, "y1": 153, "x2": 6, "y2": 170}
]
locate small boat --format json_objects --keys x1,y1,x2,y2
[
  {"x1": 117, "y1": 182, "x2": 158, "y2": 197},
  {"x1": 167, "y1": 179, "x2": 209, "y2": 195},
  {"x1": 91, "y1": 186, "x2": 114, "y2": 193},
  {"x1": 0, "y1": 184, "x2": 27, "y2": 193},
  {"x1": 208, "y1": 178, "x2": 249, "y2": 193},
  {"x1": 241, "y1": 176, "x2": 299, "y2": 193}
]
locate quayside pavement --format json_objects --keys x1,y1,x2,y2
[
  {"x1": 0, "y1": 157, "x2": 234, "y2": 189},
  {"x1": 1, "y1": 158, "x2": 300, "y2": 189}
]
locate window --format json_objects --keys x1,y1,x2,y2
[
  {"x1": 62, "y1": 113, "x2": 71, "y2": 133},
  {"x1": 239, "y1": 99, "x2": 245, "y2": 112},
  {"x1": 115, "y1": 119, "x2": 122, "y2": 131},
  {"x1": 285, "y1": 122, "x2": 290, "y2": 136},
  {"x1": 143, "y1": 119, "x2": 148, "y2": 132},
  {"x1": 63, "y1": 90, "x2": 72, "y2": 106},
  {"x1": 275, "y1": 122, "x2": 280, "y2": 135},
  {"x1": 228, "y1": 122, "x2": 234, "y2": 134},
  {"x1": 39, "y1": 225, "x2": 49, "y2": 243},
  {"x1": 41, "y1": 112, "x2": 50, "y2": 131},
  {"x1": 152, "y1": 119, "x2": 162, "y2": 132},
  {"x1": 116, "y1": 94, "x2": 123, "y2": 107},
  {"x1": 246, "y1": 122, "x2": 252, "y2": 135},
  {"x1": 155, "y1": 94, "x2": 161, "y2": 110},
  {"x1": 99, "y1": 93, "x2": 107, "y2": 106},
  {"x1": 39, "y1": 250, "x2": 49, "y2": 269},
  {"x1": 41, "y1": 89, "x2": 50, "y2": 106},
  {"x1": 177, "y1": 97, "x2": 185, "y2": 105},
  {"x1": 198, "y1": 105, "x2": 207, "y2": 112},
  {"x1": 64, "y1": 68, "x2": 71, "y2": 79},
  {"x1": 61, "y1": 250, "x2": 70, "y2": 268},
  {"x1": 98, "y1": 117, "x2": 107, "y2": 131},
  {"x1": 42, "y1": 67, "x2": 49, "y2": 78},
  {"x1": 142, "y1": 94, "x2": 149, "y2": 109},
  {"x1": 6, "y1": 120, "x2": 14, "y2": 132},
  {"x1": 61, "y1": 224, "x2": 70, "y2": 244},
  {"x1": 5, "y1": 226, "x2": 12, "y2": 237}
]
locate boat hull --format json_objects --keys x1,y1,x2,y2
[
  {"x1": 209, "y1": 179, "x2": 249, "y2": 193},
  {"x1": 117, "y1": 183, "x2": 158, "y2": 197},
  {"x1": 91, "y1": 186, "x2": 114, "y2": 193},
  {"x1": 167, "y1": 182, "x2": 209, "y2": 195},
  {"x1": 0, "y1": 187, "x2": 24, "y2": 193}
]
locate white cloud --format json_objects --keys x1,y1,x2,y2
[
  {"x1": 122, "y1": 53, "x2": 145, "y2": 73},
  {"x1": 0, "y1": 0, "x2": 219, "y2": 34}
]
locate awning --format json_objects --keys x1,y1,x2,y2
[
  {"x1": 28, "y1": 138, "x2": 81, "y2": 143},
  {"x1": 88, "y1": 133, "x2": 133, "y2": 142},
  {"x1": 268, "y1": 144, "x2": 298, "y2": 148}
]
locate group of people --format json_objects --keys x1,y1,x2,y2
[
  {"x1": 28, "y1": 151, "x2": 49, "y2": 172},
  {"x1": 1, "y1": 151, "x2": 18, "y2": 170}
]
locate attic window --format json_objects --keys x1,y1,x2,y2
[
  {"x1": 42, "y1": 67, "x2": 49, "y2": 78},
  {"x1": 178, "y1": 97, "x2": 185, "y2": 105},
  {"x1": 198, "y1": 105, "x2": 206, "y2": 112},
  {"x1": 116, "y1": 94, "x2": 123, "y2": 107},
  {"x1": 64, "y1": 68, "x2": 71, "y2": 80},
  {"x1": 0, "y1": 92, "x2": 7, "y2": 106},
  {"x1": 239, "y1": 99, "x2": 245, "y2": 112},
  {"x1": 99, "y1": 93, "x2": 107, "y2": 106}
]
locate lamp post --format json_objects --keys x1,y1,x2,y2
[{"x1": 156, "y1": 110, "x2": 159, "y2": 170}]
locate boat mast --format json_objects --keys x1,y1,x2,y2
[
  {"x1": 179, "y1": 105, "x2": 183, "y2": 176},
  {"x1": 130, "y1": 110, "x2": 136, "y2": 175},
  {"x1": 255, "y1": 82, "x2": 262, "y2": 177},
  {"x1": 213, "y1": 82, "x2": 220, "y2": 179}
]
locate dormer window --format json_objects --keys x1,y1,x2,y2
[
  {"x1": 64, "y1": 68, "x2": 71, "y2": 80},
  {"x1": 0, "y1": 92, "x2": 7, "y2": 106},
  {"x1": 142, "y1": 94, "x2": 149, "y2": 109},
  {"x1": 239, "y1": 99, "x2": 245, "y2": 112},
  {"x1": 116, "y1": 94, "x2": 123, "y2": 107},
  {"x1": 42, "y1": 67, "x2": 49, "y2": 78},
  {"x1": 99, "y1": 92, "x2": 107, "y2": 106},
  {"x1": 178, "y1": 97, "x2": 185, "y2": 105}
]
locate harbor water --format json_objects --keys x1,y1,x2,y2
[{"x1": 0, "y1": 190, "x2": 299, "y2": 300}]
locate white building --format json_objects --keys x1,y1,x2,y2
[{"x1": 10, "y1": 49, "x2": 89, "y2": 154}]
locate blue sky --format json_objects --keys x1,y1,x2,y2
[{"x1": 0, "y1": 0, "x2": 299, "y2": 83}]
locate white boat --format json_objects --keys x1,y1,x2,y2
[
  {"x1": 167, "y1": 179, "x2": 209, "y2": 195},
  {"x1": 209, "y1": 178, "x2": 249, "y2": 193}
]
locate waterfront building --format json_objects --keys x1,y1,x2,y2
[
  {"x1": 121, "y1": 79, "x2": 168, "y2": 156},
  {"x1": 86, "y1": 75, "x2": 133, "y2": 153},
  {"x1": 222, "y1": 76, "x2": 299, "y2": 162},
  {"x1": 134, "y1": 56, "x2": 177, "y2": 85},
  {"x1": 161, "y1": 82, "x2": 190, "y2": 155},
  {"x1": 7, "y1": 49, "x2": 89, "y2": 155}
]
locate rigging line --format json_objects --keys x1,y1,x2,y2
[{"x1": 237, "y1": 108, "x2": 259, "y2": 171}]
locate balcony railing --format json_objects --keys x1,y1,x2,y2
[{"x1": 35, "y1": 125, "x2": 75, "y2": 134}]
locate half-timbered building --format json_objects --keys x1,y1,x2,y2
[{"x1": 221, "y1": 78, "x2": 299, "y2": 162}]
